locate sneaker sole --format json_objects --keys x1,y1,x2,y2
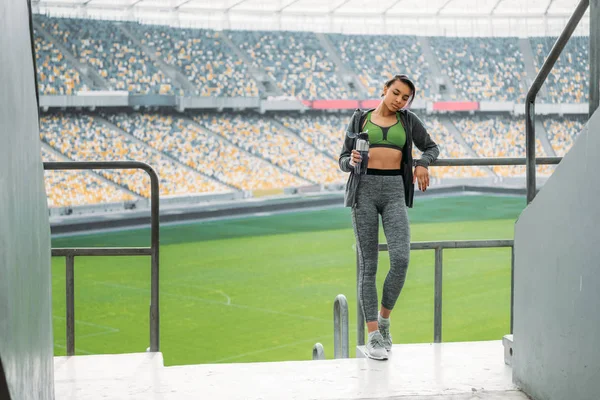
[{"x1": 366, "y1": 352, "x2": 388, "y2": 361}]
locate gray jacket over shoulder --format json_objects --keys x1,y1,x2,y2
[{"x1": 338, "y1": 108, "x2": 440, "y2": 208}]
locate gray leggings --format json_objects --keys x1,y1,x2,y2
[{"x1": 352, "y1": 173, "x2": 410, "y2": 323}]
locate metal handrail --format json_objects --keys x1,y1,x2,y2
[
  {"x1": 312, "y1": 343, "x2": 325, "y2": 360},
  {"x1": 423, "y1": 157, "x2": 561, "y2": 167},
  {"x1": 356, "y1": 240, "x2": 515, "y2": 347},
  {"x1": 44, "y1": 161, "x2": 160, "y2": 355},
  {"x1": 333, "y1": 294, "x2": 349, "y2": 359},
  {"x1": 526, "y1": 0, "x2": 590, "y2": 204}
]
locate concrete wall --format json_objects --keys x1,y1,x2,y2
[
  {"x1": 0, "y1": 1, "x2": 55, "y2": 399},
  {"x1": 512, "y1": 110, "x2": 600, "y2": 399}
]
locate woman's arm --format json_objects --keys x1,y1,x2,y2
[
  {"x1": 409, "y1": 111, "x2": 439, "y2": 192},
  {"x1": 409, "y1": 112, "x2": 440, "y2": 168},
  {"x1": 338, "y1": 111, "x2": 361, "y2": 172},
  {"x1": 339, "y1": 135, "x2": 354, "y2": 172}
]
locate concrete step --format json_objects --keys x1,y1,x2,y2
[{"x1": 54, "y1": 340, "x2": 528, "y2": 399}]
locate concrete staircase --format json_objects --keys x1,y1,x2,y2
[
  {"x1": 518, "y1": 38, "x2": 548, "y2": 101},
  {"x1": 116, "y1": 24, "x2": 197, "y2": 95},
  {"x1": 54, "y1": 341, "x2": 528, "y2": 399},
  {"x1": 220, "y1": 33, "x2": 283, "y2": 98},
  {"x1": 535, "y1": 119, "x2": 557, "y2": 156},
  {"x1": 314, "y1": 32, "x2": 369, "y2": 98},
  {"x1": 418, "y1": 36, "x2": 457, "y2": 100}
]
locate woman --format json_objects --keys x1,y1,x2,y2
[{"x1": 338, "y1": 74, "x2": 439, "y2": 360}]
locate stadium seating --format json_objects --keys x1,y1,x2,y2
[
  {"x1": 37, "y1": 111, "x2": 589, "y2": 207},
  {"x1": 228, "y1": 30, "x2": 354, "y2": 100},
  {"x1": 106, "y1": 112, "x2": 307, "y2": 190},
  {"x1": 422, "y1": 117, "x2": 488, "y2": 178},
  {"x1": 34, "y1": 28, "x2": 88, "y2": 95},
  {"x1": 452, "y1": 115, "x2": 554, "y2": 176},
  {"x1": 33, "y1": 15, "x2": 589, "y2": 105},
  {"x1": 542, "y1": 116, "x2": 587, "y2": 156},
  {"x1": 279, "y1": 113, "x2": 349, "y2": 159},
  {"x1": 430, "y1": 37, "x2": 526, "y2": 102},
  {"x1": 529, "y1": 36, "x2": 588, "y2": 104},
  {"x1": 327, "y1": 34, "x2": 432, "y2": 100},
  {"x1": 278, "y1": 113, "x2": 487, "y2": 179},
  {"x1": 193, "y1": 113, "x2": 346, "y2": 184},
  {"x1": 41, "y1": 147, "x2": 135, "y2": 207},
  {"x1": 39, "y1": 113, "x2": 229, "y2": 197},
  {"x1": 37, "y1": 16, "x2": 176, "y2": 95},
  {"x1": 124, "y1": 23, "x2": 258, "y2": 97}
]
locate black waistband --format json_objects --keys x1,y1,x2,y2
[{"x1": 366, "y1": 169, "x2": 402, "y2": 176}]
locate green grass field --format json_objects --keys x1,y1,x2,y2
[{"x1": 50, "y1": 195, "x2": 525, "y2": 366}]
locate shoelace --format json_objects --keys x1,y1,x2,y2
[
  {"x1": 370, "y1": 334, "x2": 385, "y2": 348},
  {"x1": 380, "y1": 327, "x2": 390, "y2": 339}
]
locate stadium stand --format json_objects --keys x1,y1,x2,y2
[
  {"x1": 429, "y1": 37, "x2": 526, "y2": 102},
  {"x1": 36, "y1": 16, "x2": 176, "y2": 94},
  {"x1": 33, "y1": 16, "x2": 590, "y2": 106},
  {"x1": 34, "y1": 28, "x2": 88, "y2": 95},
  {"x1": 31, "y1": 15, "x2": 591, "y2": 207},
  {"x1": 193, "y1": 113, "x2": 346, "y2": 184},
  {"x1": 41, "y1": 147, "x2": 135, "y2": 207},
  {"x1": 228, "y1": 30, "x2": 354, "y2": 100},
  {"x1": 542, "y1": 116, "x2": 587, "y2": 156},
  {"x1": 37, "y1": 111, "x2": 587, "y2": 206},
  {"x1": 39, "y1": 113, "x2": 230, "y2": 197},
  {"x1": 424, "y1": 117, "x2": 489, "y2": 178},
  {"x1": 124, "y1": 23, "x2": 259, "y2": 97},
  {"x1": 452, "y1": 115, "x2": 555, "y2": 176},
  {"x1": 106, "y1": 112, "x2": 308, "y2": 190},
  {"x1": 327, "y1": 34, "x2": 432, "y2": 100},
  {"x1": 279, "y1": 113, "x2": 487, "y2": 179},
  {"x1": 529, "y1": 36, "x2": 588, "y2": 104},
  {"x1": 279, "y1": 113, "x2": 349, "y2": 159}
]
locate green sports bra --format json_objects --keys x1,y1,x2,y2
[{"x1": 364, "y1": 111, "x2": 406, "y2": 151}]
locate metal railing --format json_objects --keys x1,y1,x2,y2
[
  {"x1": 526, "y1": 0, "x2": 591, "y2": 204},
  {"x1": 44, "y1": 161, "x2": 160, "y2": 356},
  {"x1": 356, "y1": 240, "x2": 514, "y2": 346},
  {"x1": 312, "y1": 343, "x2": 325, "y2": 360},
  {"x1": 333, "y1": 294, "x2": 349, "y2": 359}
]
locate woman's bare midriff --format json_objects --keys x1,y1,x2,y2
[{"x1": 367, "y1": 147, "x2": 403, "y2": 170}]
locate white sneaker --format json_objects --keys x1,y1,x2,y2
[{"x1": 365, "y1": 331, "x2": 388, "y2": 360}]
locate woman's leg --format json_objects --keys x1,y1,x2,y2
[
  {"x1": 380, "y1": 176, "x2": 410, "y2": 314},
  {"x1": 351, "y1": 176, "x2": 381, "y2": 332}
]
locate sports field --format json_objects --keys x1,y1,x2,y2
[{"x1": 50, "y1": 194, "x2": 524, "y2": 366}]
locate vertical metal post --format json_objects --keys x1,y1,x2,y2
[
  {"x1": 434, "y1": 247, "x2": 443, "y2": 343},
  {"x1": 66, "y1": 255, "x2": 75, "y2": 356},
  {"x1": 333, "y1": 294, "x2": 349, "y2": 359},
  {"x1": 356, "y1": 249, "x2": 365, "y2": 346},
  {"x1": 312, "y1": 343, "x2": 325, "y2": 360},
  {"x1": 525, "y1": 101, "x2": 537, "y2": 205},
  {"x1": 149, "y1": 170, "x2": 160, "y2": 352},
  {"x1": 510, "y1": 245, "x2": 515, "y2": 334},
  {"x1": 591, "y1": 0, "x2": 600, "y2": 117}
]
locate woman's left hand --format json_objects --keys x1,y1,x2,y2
[{"x1": 413, "y1": 166, "x2": 430, "y2": 192}]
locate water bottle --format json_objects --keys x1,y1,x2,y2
[{"x1": 354, "y1": 132, "x2": 369, "y2": 175}]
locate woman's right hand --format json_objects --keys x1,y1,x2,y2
[{"x1": 349, "y1": 150, "x2": 362, "y2": 167}]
